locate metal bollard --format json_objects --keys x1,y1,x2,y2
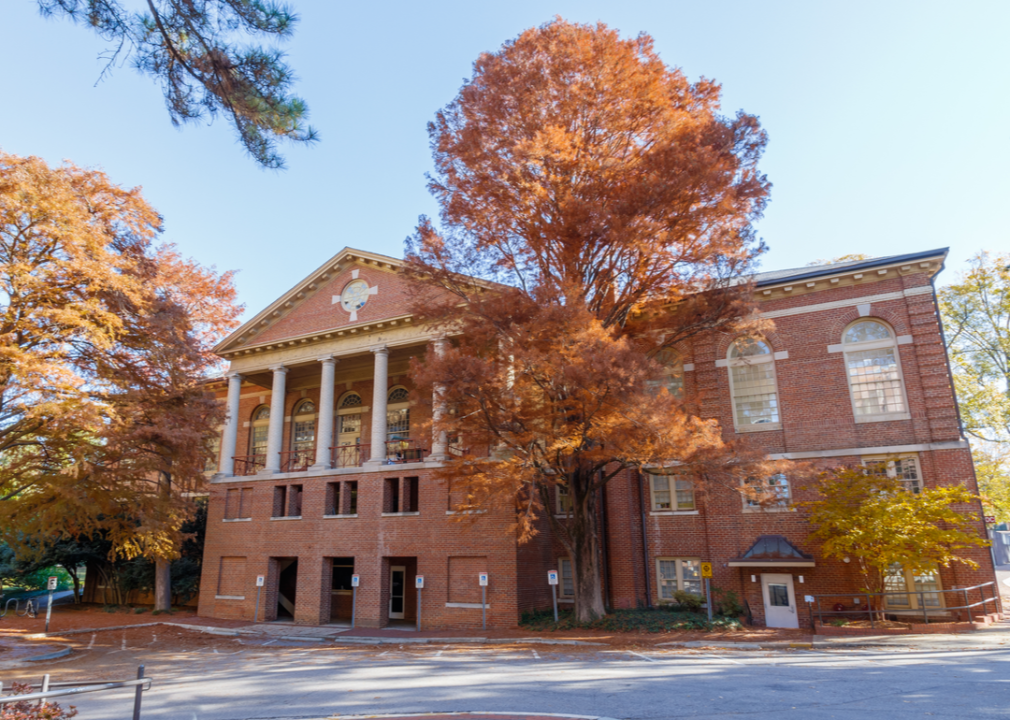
[{"x1": 133, "y1": 665, "x2": 145, "y2": 720}]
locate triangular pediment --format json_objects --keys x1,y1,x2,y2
[{"x1": 215, "y1": 248, "x2": 420, "y2": 357}]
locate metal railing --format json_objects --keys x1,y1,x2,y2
[
  {"x1": 384, "y1": 439, "x2": 427, "y2": 464},
  {"x1": 232, "y1": 454, "x2": 265, "y2": 476},
  {"x1": 279, "y1": 448, "x2": 314, "y2": 473},
  {"x1": 330, "y1": 443, "x2": 366, "y2": 468},
  {"x1": 809, "y1": 581, "x2": 1000, "y2": 628},
  {"x1": 0, "y1": 666, "x2": 152, "y2": 719}
]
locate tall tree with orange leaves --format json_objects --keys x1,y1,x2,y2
[
  {"x1": 0, "y1": 152, "x2": 241, "y2": 609},
  {"x1": 407, "y1": 19, "x2": 776, "y2": 621}
]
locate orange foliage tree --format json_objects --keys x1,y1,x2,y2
[
  {"x1": 0, "y1": 152, "x2": 240, "y2": 608},
  {"x1": 407, "y1": 19, "x2": 775, "y2": 621}
]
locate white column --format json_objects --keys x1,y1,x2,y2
[
  {"x1": 261, "y1": 365, "x2": 288, "y2": 474},
  {"x1": 218, "y1": 372, "x2": 243, "y2": 476},
  {"x1": 312, "y1": 356, "x2": 337, "y2": 469},
  {"x1": 429, "y1": 337, "x2": 449, "y2": 461},
  {"x1": 367, "y1": 345, "x2": 389, "y2": 465}
]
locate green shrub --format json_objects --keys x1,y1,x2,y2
[
  {"x1": 714, "y1": 588, "x2": 744, "y2": 617},
  {"x1": 134, "y1": 607, "x2": 148, "y2": 614},
  {"x1": 672, "y1": 590, "x2": 704, "y2": 612},
  {"x1": 518, "y1": 607, "x2": 742, "y2": 633}
]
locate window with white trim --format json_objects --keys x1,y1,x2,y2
[
  {"x1": 558, "y1": 557, "x2": 574, "y2": 599},
  {"x1": 862, "y1": 454, "x2": 922, "y2": 494},
  {"x1": 657, "y1": 558, "x2": 702, "y2": 599},
  {"x1": 842, "y1": 320, "x2": 908, "y2": 421},
  {"x1": 646, "y1": 348, "x2": 684, "y2": 398},
  {"x1": 648, "y1": 473, "x2": 695, "y2": 511},
  {"x1": 742, "y1": 473, "x2": 791, "y2": 510},
  {"x1": 884, "y1": 563, "x2": 943, "y2": 609},
  {"x1": 727, "y1": 339, "x2": 781, "y2": 431},
  {"x1": 249, "y1": 405, "x2": 270, "y2": 461},
  {"x1": 387, "y1": 386, "x2": 410, "y2": 441},
  {"x1": 290, "y1": 399, "x2": 316, "y2": 466}
]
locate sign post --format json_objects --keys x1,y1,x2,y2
[
  {"x1": 254, "y1": 575, "x2": 265, "y2": 623},
  {"x1": 45, "y1": 576, "x2": 57, "y2": 633},
  {"x1": 479, "y1": 572, "x2": 488, "y2": 630},
  {"x1": 701, "y1": 562, "x2": 713, "y2": 622},
  {"x1": 351, "y1": 574, "x2": 360, "y2": 629},
  {"x1": 548, "y1": 570, "x2": 559, "y2": 623},
  {"x1": 415, "y1": 575, "x2": 424, "y2": 631}
]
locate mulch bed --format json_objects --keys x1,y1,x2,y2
[{"x1": 0, "y1": 604, "x2": 199, "y2": 635}]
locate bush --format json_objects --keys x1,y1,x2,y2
[
  {"x1": 519, "y1": 607, "x2": 742, "y2": 633},
  {"x1": 0, "y1": 681, "x2": 77, "y2": 719},
  {"x1": 671, "y1": 590, "x2": 704, "y2": 612},
  {"x1": 714, "y1": 588, "x2": 744, "y2": 617}
]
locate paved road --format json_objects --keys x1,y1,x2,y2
[{"x1": 25, "y1": 638, "x2": 1010, "y2": 720}]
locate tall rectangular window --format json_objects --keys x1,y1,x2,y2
[
  {"x1": 727, "y1": 339, "x2": 780, "y2": 431},
  {"x1": 649, "y1": 474, "x2": 695, "y2": 511},
  {"x1": 863, "y1": 454, "x2": 922, "y2": 494},
  {"x1": 657, "y1": 558, "x2": 702, "y2": 599},
  {"x1": 743, "y1": 474, "x2": 790, "y2": 510},
  {"x1": 347, "y1": 481, "x2": 358, "y2": 515},
  {"x1": 326, "y1": 482, "x2": 341, "y2": 516},
  {"x1": 559, "y1": 558, "x2": 574, "y2": 598}
]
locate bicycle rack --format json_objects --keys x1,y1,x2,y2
[{"x1": 0, "y1": 597, "x2": 37, "y2": 619}]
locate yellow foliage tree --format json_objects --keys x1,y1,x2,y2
[{"x1": 800, "y1": 465, "x2": 988, "y2": 615}]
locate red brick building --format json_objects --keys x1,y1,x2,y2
[{"x1": 198, "y1": 246, "x2": 998, "y2": 629}]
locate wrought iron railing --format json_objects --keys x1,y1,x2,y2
[
  {"x1": 385, "y1": 439, "x2": 426, "y2": 464},
  {"x1": 232, "y1": 454, "x2": 265, "y2": 476},
  {"x1": 279, "y1": 448, "x2": 314, "y2": 473},
  {"x1": 330, "y1": 443, "x2": 366, "y2": 468},
  {"x1": 807, "y1": 581, "x2": 999, "y2": 628}
]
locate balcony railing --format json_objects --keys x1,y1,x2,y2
[
  {"x1": 280, "y1": 448, "x2": 314, "y2": 473},
  {"x1": 331, "y1": 443, "x2": 367, "y2": 468},
  {"x1": 232, "y1": 454, "x2": 265, "y2": 476},
  {"x1": 385, "y1": 439, "x2": 427, "y2": 464}
]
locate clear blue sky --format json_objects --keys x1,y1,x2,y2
[{"x1": 1, "y1": 0, "x2": 1006, "y2": 319}]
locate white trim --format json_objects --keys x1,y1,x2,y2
[
  {"x1": 767, "y1": 439, "x2": 969, "y2": 460},
  {"x1": 773, "y1": 351, "x2": 789, "y2": 360},
  {"x1": 222, "y1": 518, "x2": 253, "y2": 523},
  {"x1": 760, "y1": 286, "x2": 933, "y2": 320},
  {"x1": 215, "y1": 595, "x2": 245, "y2": 600},
  {"x1": 649, "y1": 510, "x2": 700, "y2": 516},
  {"x1": 270, "y1": 515, "x2": 302, "y2": 521},
  {"x1": 896, "y1": 335, "x2": 913, "y2": 345},
  {"x1": 728, "y1": 561, "x2": 814, "y2": 568},
  {"x1": 840, "y1": 318, "x2": 910, "y2": 422},
  {"x1": 381, "y1": 511, "x2": 421, "y2": 517},
  {"x1": 445, "y1": 602, "x2": 489, "y2": 609},
  {"x1": 682, "y1": 363, "x2": 695, "y2": 372},
  {"x1": 445, "y1": 509, "x2": 487, "y2": 515},
  {"x1": 714, "y1": 358, "x2": 729, "y2": 368},
  {"x1": 855, "y1": 411, "x2": 912, "y2": 423},
  {"x1": 323, "y1": 514, "x2": 359, "y2": 519}
]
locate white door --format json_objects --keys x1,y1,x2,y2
[
  {"x1": 389, "y1": 565, "x2": 406, "y2": 620},
  {"x1": 761, "y1": 573, "x2": 799, "y2": 628}
]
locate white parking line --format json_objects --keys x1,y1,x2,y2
[
  {"x1": 87, "y1": 634, "x2": 95, "y2": 649},
  {"x1": 532, "y1": 649, "x2": 540, "y2": 660},
  {"x1": 627, "y1": 651, "x2": 657, "y2": 663}
]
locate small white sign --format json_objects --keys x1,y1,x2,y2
[
  {"x1": 415, "y1": 575, "x2": 424, "y2": 589},
  {"x1": 478, "y1": 572, "x2": 489, "y2": 587},
  {"x1": 804, "y1": 595, "x2": 814, "y2": 603},
  {"x1": 256, "y1": 575, "x2": 265, "y2": 588},
  {"x1": 547, "y1": 570, "x2": 559, "y2": 586},
  {"x1": 351, "y1": 574, "x2": 360, "y2": 588},
  {"x1": 47, "y1": 576, "x2": 58, "y2": 591}
]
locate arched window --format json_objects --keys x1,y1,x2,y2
[
  {"x1": 387, "y1": 386, "x2": 410, "y2": 441},
  {"x1": 727, "y1": 338, "x2": 780, "y2": 431},
  {"x1": 646, "y1": 348, "x2": 684, "y2": 398},
  {"x1": 290, "y1": 400, "x2": 317, "y2": 465},
  {"x1": 842, "y1": 320, "x2": 907, "y2": 420},
  {"x1": 249, "y1": 405, "x2": 270, "y2": 461},
  {"x1": 336, "y1": 392, "x2": 363, "y2": 449}
]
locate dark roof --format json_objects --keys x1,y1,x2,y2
[
  {"x1": 751, "y1": 248, "x2": 948, "y2": 288},
  {"x1": 730, "y1": 535, "x2": 814, "y2": 563}
]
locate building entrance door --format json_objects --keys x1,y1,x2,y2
[
  {"x1": 761, "y1": 573, "x2": 798, "y2": 628},
  {"x1": 389, "y1": 565, "x2": 406, "y2": 620}
]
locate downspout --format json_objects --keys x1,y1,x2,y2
[
  {"x1": 931, "y1": 270, "x2": 1001, "y2": 611},
  {"x1": 637, "y1": 469, "x2": 653, "y2": 609}
]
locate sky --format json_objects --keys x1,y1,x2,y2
[{"x1": 1, "y1": 0, "x2": 1007, "y2": 321}]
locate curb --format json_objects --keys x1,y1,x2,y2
[
  {"x1": 330, "y1": 636, "x2": 604, "y2": 646},
  {"x1": 324, "y1": 714, "x2": 622, "y2": 720},
  {"x1": 0, "y1": 643, "x2": 73, "y2": 669}
]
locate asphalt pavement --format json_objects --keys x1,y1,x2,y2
[{"x1": 29, "y1": 637, "x2": 1010, "y2": 720}]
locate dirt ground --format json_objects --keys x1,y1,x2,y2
[{"x1": 0, "y1": 604, "x2": 201, "y2": 635}]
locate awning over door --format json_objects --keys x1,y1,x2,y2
[{"x1": 728, "y1": 535, "x2": 816, "y2": 567}]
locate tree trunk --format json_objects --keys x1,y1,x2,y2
[
  {"x1": 568, "y1": 469, "x2": 606, "y2": 623},
  {"x1": 154, "y1": 559, "x2": 171, "y2": 612},
  {"x1": 63, "y1": 565, "x2": 81, "y2": 604}
]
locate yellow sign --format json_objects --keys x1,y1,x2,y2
[{"x1": 701, "y1": 562, "x2": 713, "y2": 578}]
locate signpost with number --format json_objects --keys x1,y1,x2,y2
[
  {"x1": 45, "y1": 576, "x2": 57, "y2": 632},
  {"x1": 415, "y1": 575, "x2": 425, "y2": 630},
  {"x1": 701, "y1": 562, "x2": 713, "y2": 622},
  {"x1": 548, "y1": 570, "x2": 559, "y2": 623},
  {"x1": 479, "y1": 572, "x2": 489, "y2": 630},
  {"x1": 351, "y1": 574, "x2": 360, "y2": 629},
  {"x1": 254, "y1": 575, "x2": 265, "y2": 623}
]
